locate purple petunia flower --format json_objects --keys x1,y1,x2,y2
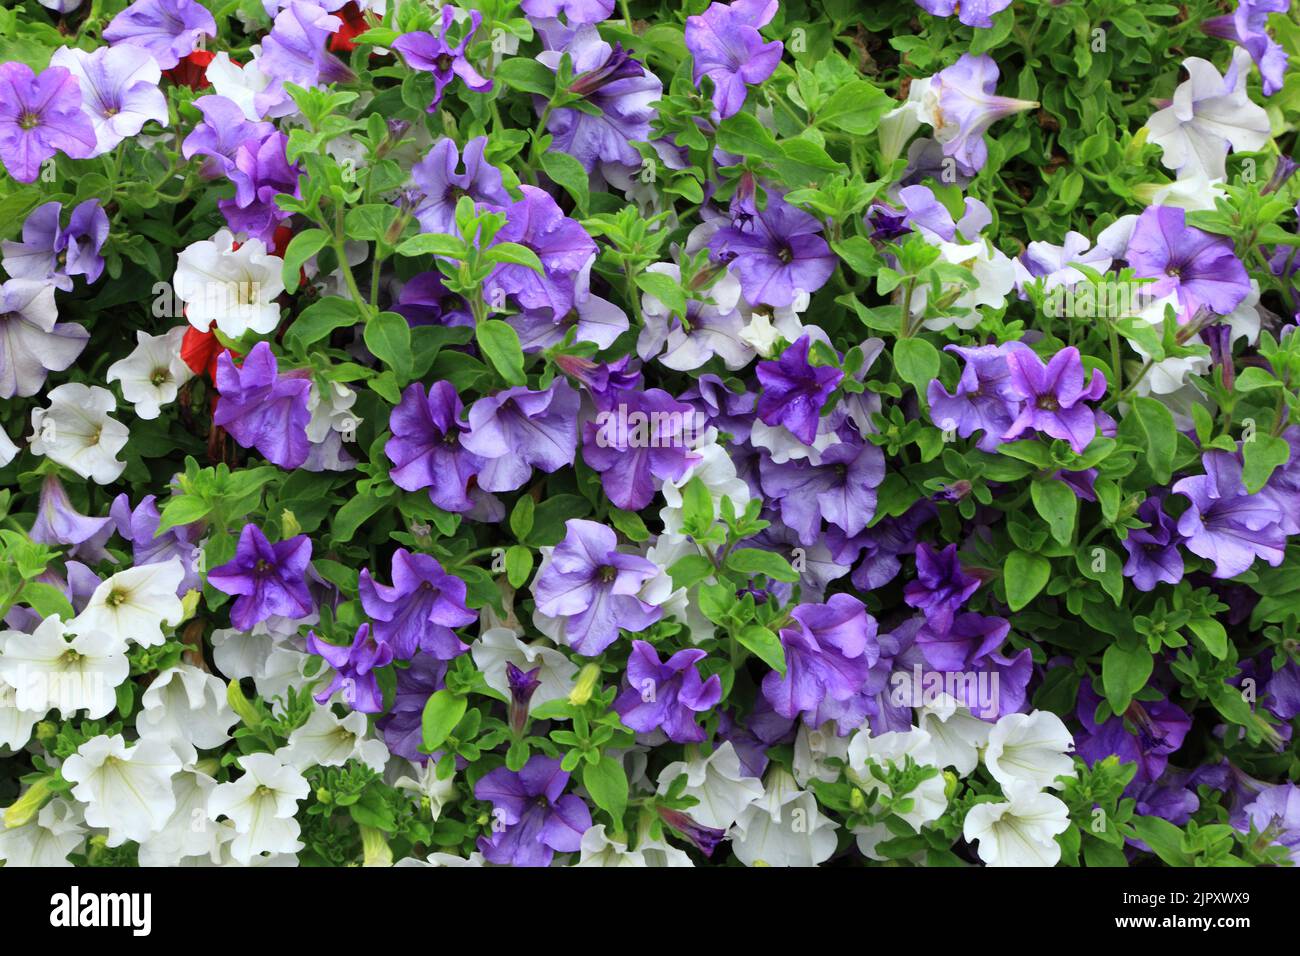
[
  {"x1": 181, "y1": 96, "x2": 275, "y2": 180},
  {"x1": 761, "y1": 593, "x2": 879, "y2": 724},
  {"x1": 392, "y1": 6, "x2": 492, "y2": 113},
  {"x1": 484, "y1": 185, "x2": 598, "y2": 319},
  {"x1": 306, "y1": 623, "x2": 393, "y2": 714},
  {"x1": 207, "y1": 524, "x2": 315, "y2": 631},
  {"x1": 260, "y1": 0, "x2": 356, "y2": 90},
  {"x1": 1121, "y1": 495, "x2": 1185, "y2": 591},
  {"x1": 102, "y1": 0, "x2": 216, "y2": 70},
  {"x1": 220, "y1": 129, "x2": 302, "y2": 243},
  {"x1": 30, "y1": 474, "x2": 112, "y2": 557},
  {"x1": 1237, "y1": 783, "x2": 1300, "y2": 863},
  {"x1": 927, "y1": 344, "x2": 1018, "y2": 452},
  {"x1": 377, "y1": 653, "x2": 448, "y2": 762},
  {"x1": 913, "y1": 0, "x2": 1012, "y2": 28},
  {"x1": 1075, "y1": 680, "x2": 1191, "y2": 784},
  {"x1": 613, "y1": 640, "x2": 722, "y2": 743},
  {"x1": 475, "y1": 755, "x2": 592, "y2": 866},
  {"x1": 461, "y1": 379, "x2": 581, "y2": 493},
  {"x1": 506, "y1": 662, "x2": 542, "y2": 736},
  {"x1": 708, "y1": 193, "x2": 837, "y2": 308},
  {"x1": 385, "y1": 381, "x2": 483, "y2": 513},
  {"x1": 759, "y1": 434, "x2": 886, "y2": 545},
  {"x1": 903, "y1": 542, "x2": 981, "y2": 637},
  {"x1": 391, "y1": 271, "x2": 473, "y2": 327},
  {"x1": 0, "y1": 277, "x2": 88, "y2": 399},
  {"x1": 1202, "y1": 0, "x2": 1290, "y2": 97},
  {"x1": 581, "y1": 387, "x2": 702, "y2": 511},
  {"x1": 213, "y1": 342, "x2": 312, "y2": 470},
  {"x1": 685, "y1": 0, "x2": 783, "y2": 119},
  {"x1": 536, "y1": 26, "x2": 662, "y2": 172},
  {"x1": 531, "y1": 519, "x2": 663, "y2": 656},
  {"x1": 359, "y1": 549, "x2": 477, "y2": 661},
  {"x1": 0, "y1": 62, "x2": 97, "y2": 184},
  {"x1": 1125, "y1": 205, "x2": 1252, "y2": 320},
  {"x1": 410, "y1": 136, "x2": 511, "y2": 236},
  {"x1": 755, "y1": 335, "x2": 844, "y2": 445},
  {"x1": 1172, "y1": 449, "x2": 1287, "y2": 579},
  {"x1": 1001, "y1": 344, "x2": 1107, "y2": 454}
]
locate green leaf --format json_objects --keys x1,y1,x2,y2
[
  {"x1": 894, "y1": 337, "x2": 940, "y2": 396},
  {"x1": 1076, "y1": 545, "x2": 1123, "y2": 606},
  {"x1": 668, "y1": 554, "x2": 715, "y2": 590},
  {"x1": 475, "y1": 319, "x2": 526, "y2": 386},
  {"x1": 1128, "y1": 816, "x2": 1192, "y2": 866},
  {"x1": 608, "y1": 507, "x2": 649, "y2": 542},
  {"x1": 634, "y1": 270, "x2": 687, "y2": 318},
  {"x1": 1127, "y1": 397, "x2": 1177, "y2": 485},
  {"x1": 1031, "y1": 478, "x2": 1078, "y2": 546},
  {"x1": 679, "y1": 475, "x2": 714, "y2": 532},
  {"x1": 364, "y1": 311, "x2": 413, "y2": 382},
  {"x1": 486, "y1": 242, "x2": 544, "y2": 272},
  {"x1": 540, "y1": 150, "x2": 590, "y2": 213},
  {"x1": 725, "y1": 548, "x2": 799, "y2": 583},
  {"x1": 1003, "y1": 550, "x2": 1050, "y2": 611},
  {"x1": 1101, "y1": 641, "x2": 1153, "y2": 713},
  {"x1": 281, "y1": 228, "x2": 329, "y2": 294},
  {"x1": 714, "y1": 110, "x2": 779, "y2": 161},
  {"x1": 582, "y1": 755, "x2": 628, "y2": 822},
  {"x1": 1234, "y1": 367, "x2": 1281, "y2": 391},
  {"x1": 496, "y1": 57, "x2": 557, "y2": 96},
  {"x1": 21, "y1": 582, "x2": 74, "y2": 620},
  {"x1": 421, "y1": 690, "x2": 468, "y2": 753},
  {"x1": 815, "y1": 80, "x2": 892, "y2": 135},
  {"x1": 510, "y1": 495, "x2": 535, "y2": 541},
  {"x1": 1186, "y1": 616, "x2": 1228, "y2": 660},
  {"x1": 1242, "y1": 434, "x2": 1290, "y2": 493},
  {"x1": 157, "y1": 494, "x2": 213, "y2": 534},
  {"x1": 505, "y1": 545, "x2": 534, "y2": 589},
  {"x1": 286, "y1": 296, "x2": 360, "y2": 351},
  {"x1": 331, "y1": 490, "x2": 387, "y2": 544},
  {"x1": 736, "y1": 624, "x2": 787, "y2": 675},
  {"x1": 396, "y1": 232, "x2": 465, "y2": 259}
]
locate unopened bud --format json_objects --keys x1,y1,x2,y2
[
  {"x1": 360, "y1": 825, "x2": 393, "y2": 866},
  {"x1": 568, "y1": 663, "x2": 602, "y2": 706},
  {"x1": 3, "y1": 776, "x2": 54, "y2": 828}
]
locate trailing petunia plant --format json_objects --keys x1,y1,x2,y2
[{"x1": 0, "y1": 0, "x2": 1299, "y2": 868}]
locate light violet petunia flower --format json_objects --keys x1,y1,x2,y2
[
  {"x1": 520, "y1": 0, "x2": 614, "y2": 23},
  {"x1": 260, "y1": 0, "x2": 356, "y2": 89},
  {"x1": 358, "y1": 549, "x2": 476, "y2": 661},
  {"x1": 29, "y1": 474, "x2": 113, "y2": 555},
  {"x1": 1172, "y1": 449, "x2": 1287, "y2": 578},
  {"x1": 410, "y1": 136, "x2": 511, "y2": 236},
  {"x1": 1124, "y1": 205, "x2": 1251, "y2": 320},
  {"x1": 1146, "y1": 48, "x2": 1271, "y2": 182},
  {"x1": 206, "y1": 524, "x2": 315, "y2": 632},
  {"x1": 461, "y1": 379, "x2": 581, "y2": 492},
  {"x1": 2, "y1": 200, "x2": 108, "y2": 291},
  {"x1": 102, "y1": 0, "x2": 217, "y2": 70},
  {"x1": 913, "y1": 0, "x2": 1011, "y2": 29},
  {"x1": 708, "y1": 194, "x2": 837, "y2": 309},
  {"x1": 1001, "y1": 344, "x2": 1107, "y2": 453},
  {"x1": 212, "y1": 343, "x2": 312, "y2": 470},
  {"x1": 613, "y1": 640, "x2": 722, "y2": 743},
  {"x1": 30, "y1": 383, "x2": 129, "y2": 484},
  {"x1": 531, "y1": 519, "x2": 663, "y2": 656},
  {"x1": 0, "y1": 62, "x2": 97, "y2": 183},
  {"x1": 0, "y1": 278, "x2": 88, "y2": 399},
  {"x1": 49, "y1": 44, "x2": 168, "y2": 156},
  {"x1": 474, "y1": 755, "x2": 592, "y2": 867}
]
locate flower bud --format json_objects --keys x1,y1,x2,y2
[
  {"x1": 3, "y1": 776, "x2": 54, "y2": 829},
  {"x1": 568, "y1": 663, "x2": 602, "y2": 706}
]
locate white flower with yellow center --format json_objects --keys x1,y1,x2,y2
[
  {"x1": 29, "y1": 383, "x2": 129, "y2": 484},
  {"x1": 63, "y1": 734, "x2": 182, "y2": 846},
  {"x1": 174, "y1": 229, "x2": 285, "y2": 339},
  {"x1": 70, "y1": 558, "x2": 185, "y2": 649},
  {"x1": 207, "y1": 753, "x2": 309, "y2": 864}
]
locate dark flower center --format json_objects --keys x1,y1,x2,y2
[
  {"x1": 436, "y1": 53, "x2": 454, "y2": 72},
  {"x1": 596, "y1": 564, "x2": 617, "y2": 583},
  {"x1": 1037, "y1": 395, "x2": 1060, "y2": 411},
  {"x1": 255, "y1": 559, "x2": 271, "y2": 573},
  {"x1": 777, "y1": 245, "x2": 794, "y2": 265},
  {"x1": 18, "y1": 112, "x2": 40, "y2": 131}
]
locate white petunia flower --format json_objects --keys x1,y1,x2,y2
[
  {"x1": 917, "y1": 695, "x2": 991, "y2": 778},
  {"x1": 658, "y1": 427, "x2": 752, "y2": 535},
  {"x1": 137, "y1": 764, "x2": 223, "y2": 867},
  {"x1": 470, "y1": 627, "x2": 578, "y2": 712},
  {"x1": 1146, "y1": 48, "x2": 1271, "y2": 182},
  {"x1": 106, "y1": 327, "x2": 194, "y2": 420},
  {"x1": 207, "y1": 752, "x2": 309, "y2": 864},
  {"x1": 730, "y1": 766, "x2": 838, "y2": 867},
  {"x1": 63, "y1": 734, "x2": 182, "y2": 846},
  {"x1": 575, "y1": 824, "x2": 650, "y2": 867},
  {"x1": 137, "y1": 665, "x2": 237, "y2": 750},
  {"x1": 657, "y1": 741, "x2": 764, "y2": 831},
  {"x1": 0, "y1": 615, "x2": 128, "y2": 719},
  {"x1": 174, "y1": 229, "x2": 285, "y2": 339},
  {"x1": 275, "y1": 707, "x2": 388, "y2": 772},
  {"x1": 70, "y1": 558, "x2": 185, "y2": 650},
  {"x1": 210, "y1": 625, "x2": 311, "y2": 707},
  {"x1": 0, "y1": 798, "x2": 84, "y2": 867},
  {"x1": 914, "y1": 240, "x2": 1017, "y2": 331},
  {"x1": 394, "y1": 851, "x2": 486, "y2": 867},
  {"x1": 0, "y1": 681, "x2": 43, "y2": 750},
  {"x1": 390, "y1": 760, "x2": 457, "y2": 821},
  {"x1": 847, "y1": 727, "x2": 949, "y2": 859},
  {"x1": 793, "y1": 722, "x2": 852, "y2": 787},
  {"x1": 0, "y1": 277, "x2": 88, "y2": 399},
  {"x1": 963, "y1": 783, "x2": 1071, "y2": 867},
  {"x1": 29, "y1": 383, "x2": 128, "y2": 484},
  {"x1": 645, "y1": 532, "x2": 717, "y2": 644},
  {"x1": 983, "y1": 710, "x2": 1076, "y2": 792},
  {"x1": 1134, "y1": 171, "x2": 1228, "y2": 212},
  {"x1": 206, "y1": 48, "x2": 276, "y2": 121},
  {"x1": 638, "y1": 264, "x2": 754, "y2": 371},
  {"x1": 0, "y1": 423, "x2": 18, "y2": 468}
]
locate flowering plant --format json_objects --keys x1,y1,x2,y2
[{"x1": 1, "y1": 0, "x2": 1300, "y2": 869}]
